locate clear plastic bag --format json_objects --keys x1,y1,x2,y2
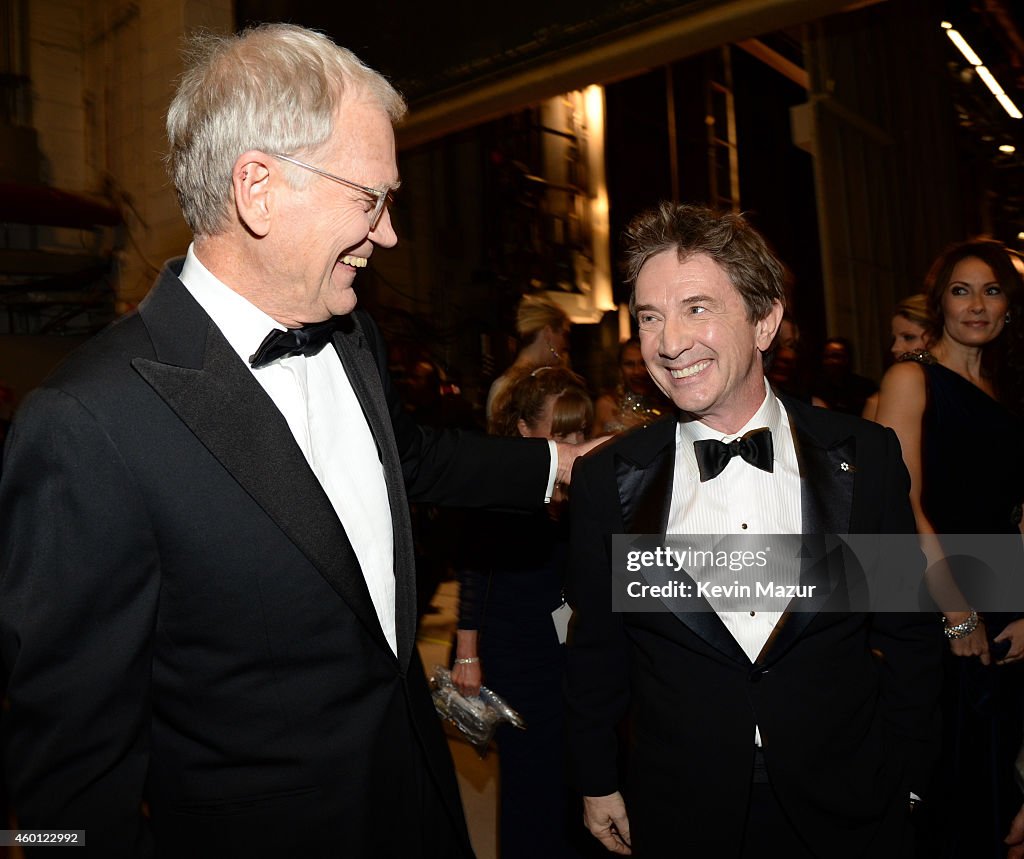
[{"x1": 428, "y1": 665, "x2": 526, "y2": 756}]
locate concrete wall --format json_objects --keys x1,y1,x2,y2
[
  {"x1": 27, "y1": 0, "x2": 233, "y2": 309},
  {"x1": 0, "y1": 0, "x2": 234, "y2": 397}
]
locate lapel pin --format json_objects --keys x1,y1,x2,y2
[{"x1": 839, "y1": 461, "x2": 855, "y2": 473}]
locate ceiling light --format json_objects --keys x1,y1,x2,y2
[
  {"x1": 996, "y1": 93, "x2": 1024, "y2": 120},
  {"x1": 943, "y1": 23, "x2": 1022, "y2": 119},
  {"x1": 946, "y1": 29, "x2": 983, "y2": 66},
  {"x1": 999, "y1": 144, "x2": 1016, "y2": 153}
]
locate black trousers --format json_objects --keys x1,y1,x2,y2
[{"x1": 739, "y1": 759, "x2": 817, "y2": 858}]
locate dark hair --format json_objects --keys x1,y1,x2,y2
[
  {"x1": 618, "y1": 337, "x2": 642, "y2": 364},
  {"x1": 622, "y1": 202, "x2": 787, "y2": 322},
  {"x1": 823, "y1": 336, "x2": 854, "y2": 360},
  {"x1": 925, "y1": 238, "x2": 1024, "y2": 413},
  {"x1": 489, "y1": 366, "x2": 593, "y2": 439}
]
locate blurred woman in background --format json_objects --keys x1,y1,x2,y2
[
  {"x1": 888, "y1": 293, "x2": 934, "y2": 359},
  {"x1": 592, "y1": 337, "x2": 669, "y2": 434},
  {"x1": 873, "y1": 238, "x2": 1024, "y2": 857},
  {"x1": 455, "y1": 365, "x2": 595, "y2": 859},
  {"x1": 486, "y1": 294, "x2": 571, "y2": 422},
  {"x1": 861, "y1": 294, "x2": 934, "y2": 421}
]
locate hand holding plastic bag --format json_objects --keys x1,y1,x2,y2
[{"x1": 429, "y1": 665, "x2": 526, "y2": 756}]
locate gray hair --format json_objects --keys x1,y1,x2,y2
[
  {"x1": 166, "y1": 23, "x2": 407, "y2": 237},
  {"x1": 623, "y1": 202, "x2": 786, "y2": 322}
]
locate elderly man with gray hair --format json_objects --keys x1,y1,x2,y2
[{"x1": 0, "y1": 23, "x2": 593, "y2": 857}]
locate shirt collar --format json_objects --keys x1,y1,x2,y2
[
  {"x1": 178, "y1": 243, "x2": 285, "y2": 368},
  {"x1": 677, "y1": 377, "x2": 782, "y2": 441}
]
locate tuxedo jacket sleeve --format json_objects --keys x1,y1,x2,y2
[
  {"x1": 0, "y1": 382, "x2": 160, "y2": 853},
  {"x1": 355, "y1": 308, "x2": 550, "y2": 507},
  {"x1": 562, "y1": 453, "x2": 633, "y2": 797},
  {"x1": 861, "y1": 424, "x2": 942, "y2": 796}
]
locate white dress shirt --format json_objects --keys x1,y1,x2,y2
[
  {"x1": 179, "y1": 246, "x2": 399, "y2": 653},
  {"x1": 668, "y1": 380, "x2": 802, "y2": 744},
  {"x1": 178, "y1": 246, "x2": 559, "y2": 656}
]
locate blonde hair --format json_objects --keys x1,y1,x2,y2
[
  {"x1": 166, "y1": 23, "x2": 406, "y2": 237},
  {"x1": 515, "y1": 294, "x2": 569, "y2": 345},
  {"x1": 893, "y1": 293, "x2": 934, "y2": 338}
]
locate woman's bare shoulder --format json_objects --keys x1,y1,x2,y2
[{"x1": 880, "y1": 358, "x2": 927, "y2": 391}]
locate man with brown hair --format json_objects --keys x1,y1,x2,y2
[{"x1": 564, "y1": 202, "x2": 941, "y2": 857}]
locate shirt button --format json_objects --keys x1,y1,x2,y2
[
  {"x1": 741, "y1": 523, "x2": 748, "y2": 530},
  {"x1": 750, "y1": 611, "x2": 756, "y2": 616}
]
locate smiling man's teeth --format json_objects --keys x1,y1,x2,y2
[
  {"x1": 341, "y1": 255, "x2": 367, "y2": 268},
  {"x1": 670, "y1": 360, "x2": 711, "y2": 379}
]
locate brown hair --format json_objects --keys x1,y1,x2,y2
[
  {"x1": 618, "y1": 336, "x2": 642, "y2": 365},
  {"x1": 489, "y1": 366, "x2": 592, "y2": 439},
  {"x1": 924, "y1": 239, "x2": 1020, "y2": 326},
  {"x1": 924, "y1": 238, "x2": 1024, "y2": 412},
  {"x1": 622, "y1": 202, "x2": 786, "y2": 322}
]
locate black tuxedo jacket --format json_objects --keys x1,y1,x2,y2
[
  {"x1": 564, "y1": 396, "x2": 942, "y2": 858},
  {"x1": 0, "y1": 261, "x2": 551, "y2": 857}
]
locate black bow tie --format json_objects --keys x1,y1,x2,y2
[
  {"x1": 693, "y1": 428, "x2": 774, "y2": 482},
  {"x1": 249, "y1": 319, "x2": 337, "y2": 369}
]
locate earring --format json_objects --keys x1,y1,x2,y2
[{"x1": 1006, "y1": 312, "x2": 1012, "y2": 324}]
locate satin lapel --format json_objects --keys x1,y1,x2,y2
[
  {"x1": 793, "y1": 421, "x2": 856, "y2": 539},
  {"x1": 756, "y1": 404, "x2": 857, "y2": 666},
  {"x1": 616, "y1": 432, "x2": 674, "y2": 536},
  {"x1": 133, "y1": 275, "x2": 393, "y2": 658},
  {"x1": 332, "y1": 316, "x2": 418, "y2": 671},
  {"x1": 616, "y1": 422, "x2": 750, "y2": 665}
]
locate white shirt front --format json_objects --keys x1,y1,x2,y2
[
  {"x1": 667, "y1": 380, "x2": 802, "y2": 744},
  {"x1": 178, "y1": 246, "x2": 399, "y2": 654}
]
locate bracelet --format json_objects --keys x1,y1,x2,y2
[
  {"x1": 943, "y1": 609, "x2": 979, "y2": 640},
  {"x1": 454, "y1": 657, "x2": 479, "y2": 665}
]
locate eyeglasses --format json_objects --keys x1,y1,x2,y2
[{"x1": 271, "y1": 153, "x2": 394, "y2": 230}]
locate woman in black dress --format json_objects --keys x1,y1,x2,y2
[
  {"x1": 874, "y1": 238, "x2": 1024, "y2": 857},
  {"x1": 453, "y1": 366, "x2": 595, "y2": 859}
]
